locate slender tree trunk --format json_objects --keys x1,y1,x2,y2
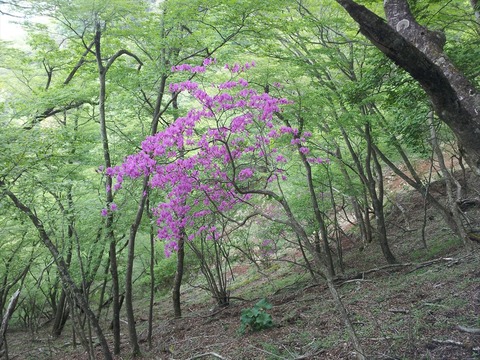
[
  {"x1": 364, "y1": 123, "x2": 397, "y2": 264},
  {"x1": 278, "y1": 113, "x2": 335, "y2": 274},
  {"x1": 108, "y1": 239, "x2": 121, "y2": 354},
  {"x1": 52, "y1": 184, "x2": 75, "y2": 338},
  {"x1": 124, "y1": 178, "x2": 150, "y2": 357},
  {"x1": 341, "y1": 126, "x2": 397, "y2": 263},
  {"x1": 94, "y1": 24, "x2": 121, "y2": 354},
  {"x1": 52, "y1": 290, "x2": 69, "y2": 337},
  {"x1": 428, "y1": 112, "x2": 467, "y2": 243},
  {"x1": 299, "y1": 150, "x2": 335, "y2": 276},
  {"x1": 147, "y1": 198, "x2": 155, "y2": 349},
  {"x1": 335, "y1": 146, "x2": 369, "y2": 246},
  {"x1": 172, "y1": 234, "x2": 185, "y2": 318},
  {"x1": 123, "y1": 50, "x2": 167, "y2": 357},
  {"x1": 93, "y1": 24, "x2": 143, "y2": 355}
]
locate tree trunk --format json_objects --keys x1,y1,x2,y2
[
  {"x1": 0, "y1": 289, "x2": 20, "y2": 356},
  {"x1": 52, "y1": 185, "x2": 74, "y2": 338},
  {"x1": 297, "y1": 146, "x2": 335, "y2": 276},
  {"x1": 428, "y1": 112, "x2": 467, "y2": 243},
  {"x1": 335, "y1": 0, "x2": 480, "y2": 176},
  {"x1": 147, "y1": 198, "x2": 155, "y2": 349},
  {"x1": 108, "y1": 239, "x2": 121, "y2": 355},
  {"x1": 172, "y1": 234, "x2": 185, "y2": 318},
  {"x1": 124, "y1": 177, "x2": 150, "y2": 357},
  {"x1": 94, "y1": 24, "x2": 121, "y2": 355},
  {"x1": 335, "y1": 146, "x2": 369, "y2": 246},
  {"x1": 52, "y1": 289, "x2": 69, "y2": 337},
  {"x1": 364, "y1": 123, "x2": 397, "y2": 264},
  {"x1": 341, "y1": 127, "x2": 397, "y2": 263}
]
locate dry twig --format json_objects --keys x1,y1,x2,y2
[
  {"x1": 457, "y1": 325, "x2": 480, "y2": 334},
  {"x1": 186, "y1": 352, "x2": 228, "y2": 360}
]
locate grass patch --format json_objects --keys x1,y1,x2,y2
[{"x1": 409, "y1": 237, "x2": 463, "y2": 261}]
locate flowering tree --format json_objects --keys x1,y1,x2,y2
[{"x1": 107, "y1": 59, "x2": 315, "y2": 255}]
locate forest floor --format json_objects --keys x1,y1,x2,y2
[{"x1": 4, "y1": 169, "x2": 480, "y2": 359}]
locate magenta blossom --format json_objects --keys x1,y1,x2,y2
[{"x1": 106, "y1": 59, "x2": 318, "y2": 257}]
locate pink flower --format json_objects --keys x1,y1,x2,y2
[
  {"x1": 203, "y1": 58, "x2": 217, "y2": 66},
  {"x1": 238, "y1": 168, "x2": 254, "y2": 180},
  {"x1": 101, "y1": 208, "x2": 108, "y2": 217},
  {"x1": 107, "y1": 61, "x2": 303, "y2": 249}
]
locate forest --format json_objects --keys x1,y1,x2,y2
[{"x1": 0, "y1": 0, "x2": 479, "y2": 359}]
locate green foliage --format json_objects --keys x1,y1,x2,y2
[
  {"x1": 139, "y1": 244, "x2": 200, "y2": 296},
  {"x1": 240, "y1": 298, "x2": 274, "y2": 334},
  {"x1": 152, "y1": 255, "x2": 178, "y2": 295}
]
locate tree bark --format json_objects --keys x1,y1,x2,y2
[
  {"x1": 428, "y1": 112, "x2": 467, "y2": 243},
  {"x1": 51, "y1": 289, "x2": 70, "y2": 337},
  {"x1": 363, "y1": 123, "x2": 397, "y2": 264},
  {"x1": 341, "y1": 126, "x2": 397, "y2": 264},
  {"x1": 147, "y1": 198, "x2": 155, "y2": 349},
  {"x1": 124, "y1": 177, "x2": 149, "y2": 357},
  {"x1": 0, "y1": 289, "x2": 20, "y2": 355},
  {"x1": 335, "y1": 0, "x2": 480, "y2": 176},
  {"x1": 172, "y1": 234, "x2": 185, "y2": 318},
  {"x1": 94, "y1": 24, "x2": 121, "y2": 355}
]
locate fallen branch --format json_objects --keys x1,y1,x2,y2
[
  {"x1": 407, "y1": 257, "x2": 456, "y2": 274},
  {"x1": 186, "y1": 352, "x2": 228, "y2": 360},
  {"x1": 335, "y1": 263, "x2": 410, "y2": 286},
  {"x1": 388, "y1": 308, "x2": 409, "y2": 314},
  {"x1": 432, "y1": 338, "x2": 480, "y2": 352},
  {"x1": 432, "y1": 338, "x2": 463, "y2": 347},
  {"x1": 336, "y1": 256, "x2": 460, "y2": 285},
  {"x1": 457, "y1": 325, "x2": 480, "y2": 334}
]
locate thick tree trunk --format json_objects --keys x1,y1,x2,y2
[{"x1": 335, "y1": 0, "x2": 480, "y2": 176}]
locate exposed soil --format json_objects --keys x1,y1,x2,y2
[{"x1": 4, "y1": 169, "x2": 480, "y2": 360}]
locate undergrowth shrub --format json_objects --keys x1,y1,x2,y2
[{"x1": 240, "y1": 298, "x2": 273, "y2": 334}]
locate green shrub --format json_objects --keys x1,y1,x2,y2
[{"x1": 240, "y1": 298, "x2": 274, "y2": 334}]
